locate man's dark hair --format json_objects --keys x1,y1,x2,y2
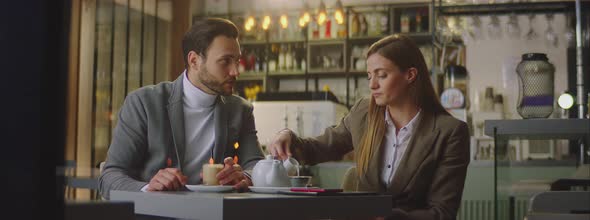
[{"x1": 182, "y1": 17, "x2": 239, "y2": 67}]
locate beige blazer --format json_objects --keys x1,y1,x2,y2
[{"x1": 292, "y1": 98, "x2": 470, "y2": 220}]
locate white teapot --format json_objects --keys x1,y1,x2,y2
[{"x1": 251, "y1": 155, "x2": 291, "y2": 187}]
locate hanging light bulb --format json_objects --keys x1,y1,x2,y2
[
  {"x1": 299, "y1": 2, "x2": 311, "y2": 27},
  {"x1": 317, "y1": 0, "x2": 327, "y2": 26},
  {"x1": 303, "y1": 12, "x2": 311, "y2": 24},
  {"x1": 333, "y1": 0, "x2": 344, "y2": 25},
  {"x1": 280, "y1": 14, "x2": 288, "y2": 29},
  {"x1": 262, "y1": 15, "x2": 271, "y2": 31},
  {"x1": 299, "y1": 17, "x2": 306, "y2": 27},
  {"x1": 244, "y1": 14, "x2": 256, "y2": 32},
  {"x1": 301, "y1": 2, "x2": 311, "y2": 24}
]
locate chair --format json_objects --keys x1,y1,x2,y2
[
  {"x1": 341, "y1": 166, "x2": 358, "y2": 192},
  {"x1": 550, "y1": 164, "x2": 590, "y2": 191},
  {"x1": 64, "y1": 160, "x2": 77, "y2": 200},
  {"x1": 97, "y1": 161, "x2": 106, "y2": 200},
  {"x1": 524, "y1": 191, "x2": 590, "y2": 220},
  {"x1": 64, "y1": 160, "x2": 104, "y2": 200}
]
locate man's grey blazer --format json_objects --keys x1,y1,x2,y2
[{"x1": 98, "y1": 74, "x2": 264, "y2": 199}]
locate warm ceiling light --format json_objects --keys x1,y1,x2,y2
[
  {"x1": 303, "y1": 12, "x2": 311, "y2": 23},
  {"x1": 299, "y1": 17, "x2": 306, "y2": 27},
  {"x1": 317, "y1": 0, "x2": 327, "y2": 26},
  {"x1": 299, "y1": 2, "x2": 311, "y2": 27},
  {"x1": 280, "y1": 14, "x2": 288, "y2": 29},
  {"x1": 334, "y1": 0, "x2": 344, "y2": 24},
  {"x1": 262, "y1": 15, "x2": 271, "y2": 30},
  {"x1": 244, "y1": 15, "x2": 255, "y2": 32}
]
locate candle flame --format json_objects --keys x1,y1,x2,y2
[
  {"x1": 209, "y1": 157, "x2": 214, "y2": 164},
  {"x1": 234, "y1": 142, "x2": 239, "y2": 149}
]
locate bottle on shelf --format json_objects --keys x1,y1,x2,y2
[
  {"x1": 239, "y1": 48, "x2": 247, "y2": 73},
  {"x1": 380, "y1": 12, "x2": 388, "y2": 34},
  {"x1": 367, "y1": 10, "x2": 379, "y2": 36},
  {"x1": 310, "y1": 19, "x2": 319, "y2": 39},
  {"x1": 257, "y1": 47, "x2": 266, "y2": 72},
  {"x1": 400, "y1": 11, "x2": 410, "y2": 33},
  {"x1": 301, "y1": 58, "x2": 307, "y2": 71},
  {"x1": 359, "y1": 14, "x2": 368, "y2": 36},
  {"x1": 350, "y1": 12, "x2": 359, "y2": 37},
  {"x1": 247, "y1": 48, "x2": 256, "y2": 71},
  {"x1": 325, "y1": 17, "x2": 332, "y2": 38},
  {"x1": 253, "y1": 48, "x2": 260, "y2": 72},
  {"x1": 278, "y1": 44, "x2": 286, "y2": 71},
  {"x1": 285, "y1": 44, "x2": 293, "y2": 70},
  {"x1": 268, "y1": 44, "x2": 278, "y2": 72},
  {"x1": 292, "y1": 44, "x2": 299, "y2": 71},
  {"x1": 336, "y1": 16, "x2": 346, "y2": 38},
  {"x1": 319, "y1": 19, "x2": 326, "y2": 39},
  {"x1": 415, "y1": 9, "x2": 423, "y2": 33}
]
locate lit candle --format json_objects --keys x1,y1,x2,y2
[
  {"x1": 202, "y1": 158, "x2": 223, "y2": 185},
  {"x1": 233, "y1": 142, "x2": 239, "y2": 164}
]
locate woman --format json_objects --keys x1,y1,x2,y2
[{"x1": 269, "y1": 34, "x2": 470, "y2": 220}]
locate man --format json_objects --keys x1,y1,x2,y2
[{"x1": 99, "y1": 18, "x2": 264, "y2": 199}]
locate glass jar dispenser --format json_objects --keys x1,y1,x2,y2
[{"x1": 515, "y1": 53, "x2": 555, "y2": 118}]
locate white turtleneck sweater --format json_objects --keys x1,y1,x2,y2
[
  {"x1": 181, "y1": 71, "x2": 217, "y2": 184},
  {"x1": 141, "y1": 71, "x2": 217, "y2": 191}
]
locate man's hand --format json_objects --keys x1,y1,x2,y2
[
  {"x1": 216, "y1": 157, "x2": 251, "y2": 190},
  {"x1": 146, "y1": 168, "x2": 188, "y2": 191}
]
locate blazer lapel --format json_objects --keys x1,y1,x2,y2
[
  {"x1": 389, "y1": 111, "x2": 439, "y2": 195},
  {"x1": 167, "y1": 75, "x2": 186, "y2": 170},
  {"x1": 358, "y1": 120, "x2": 386, "y2": 192},
  {"x1": 364, "y1": 137, "x2": 386, "y2": 191},
  {"x1": 213, "y1": 96, "x2": 228, "y2": 164}
]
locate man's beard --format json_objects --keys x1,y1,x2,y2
[{"x1": 197, "y1": 67, "x2": 234, "y2": 96}]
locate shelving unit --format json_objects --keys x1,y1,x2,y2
[
  {"x1": 436, "y1": 1, "x2": 576, "y2": 16},
  {"x1": 195, "y1": 2, "x2": 434, "y2": 108}
]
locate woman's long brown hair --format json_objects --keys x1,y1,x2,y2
[{"x1": 356, "y1": 34, "x2": 447, "y2": 177}]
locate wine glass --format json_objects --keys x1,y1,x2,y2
[
  {"x1": 525, "y1": 14, "x2": 538, "y2": 40},
  {"x1": 505, "y1": 13, "x2": 521, "y2": 40},
  {"x1": 436, "y1": 16, "x2": 453, "y2": 44},
  {"x1": 563, "y1": 12, "x2": 575, "y2": 47},
  {"x1": 544, "y1": 13, "x2": 558, "y2": 47},
  {"x1": 487, "y1": 14, "x2": 503, "y2": 40},
  {"x1": 470, "y1": 16, "x2": 484, "y2": 41}
]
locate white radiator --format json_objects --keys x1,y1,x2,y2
[{"x1": 457, "y1": 198, "x2": 529, "y2": 220}]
